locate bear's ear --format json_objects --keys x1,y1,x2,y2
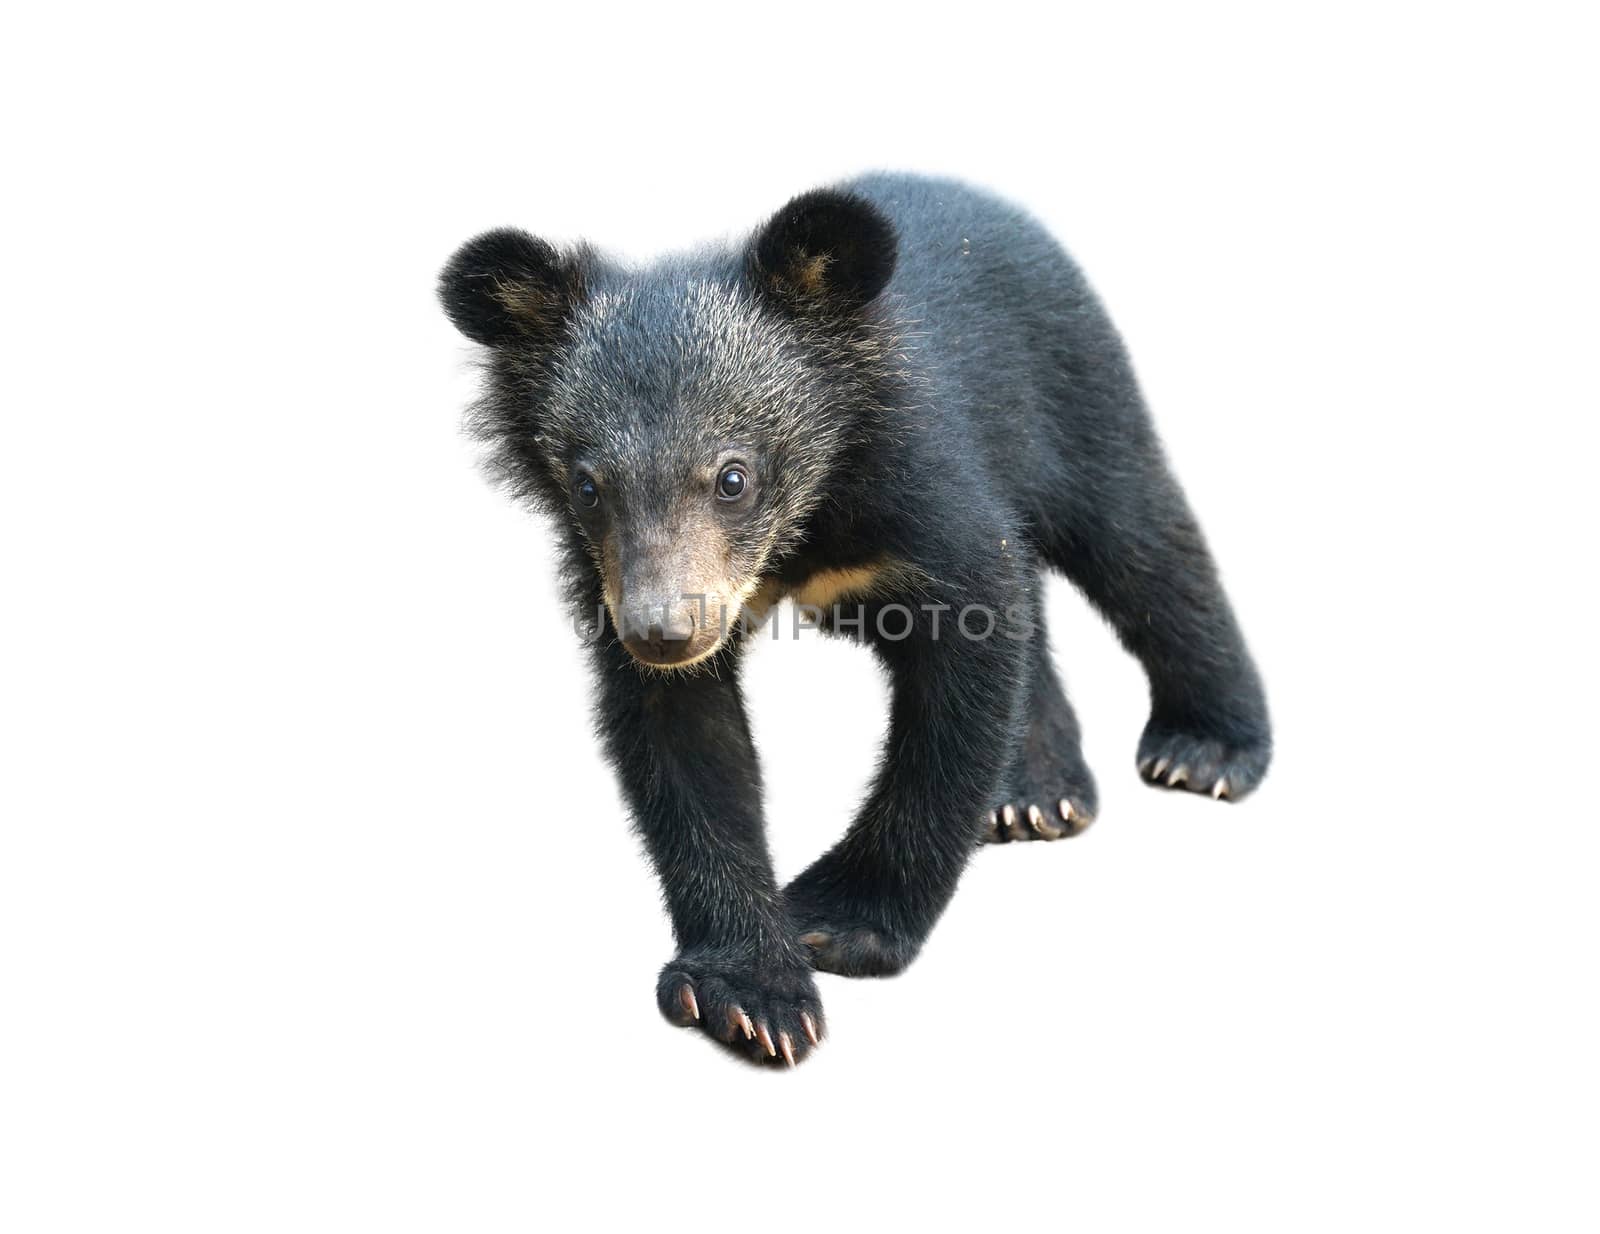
[
  {"x1": 438, "y1": 228, "x2": 586, "y2": 348},
  {"x1": 750, "y1": 189, "x2": 897, "y2": 313}
]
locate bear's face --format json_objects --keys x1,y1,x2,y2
[
  {"x1": 540, "y1": 278, "x2": 851, "y2": 668},
  {"x1": 441, "y1": 190, "x2": 899, "y2": 669}
]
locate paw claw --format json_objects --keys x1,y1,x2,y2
[
  {"x1": 799, "y1": 931, "x2": 831, "y2": 950},
  {"x1": 1058, "y1": 797, "x2": 1076, "y2": 822},
  {"x1": 663, "y1": 956, "x2": 822, "y2": 1066},
  {"x1": 1029, "y1": 802, "x2": 1070, "y2": 840},
  {"x1": 1137, "y1": 725, "x2": 1269, "y2": 801},
  {"x1": 1001, "y1": 803, "x2": 1017, "y2": 828}
]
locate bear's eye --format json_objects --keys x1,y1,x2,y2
[
  {"x1": 716, "y1": 465, "x2": 749, "y2": 501},
  {"x1": 574, "y1": 474, "x2": 599, "y2": 508}
]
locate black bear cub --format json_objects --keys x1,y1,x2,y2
[{"x1": 440, "y1": 173, "x2": 1270, "y2": 1067}]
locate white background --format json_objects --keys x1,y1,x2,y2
[{"x1": 4, "y1": 3, "x2": 1596, "y2": 1230}]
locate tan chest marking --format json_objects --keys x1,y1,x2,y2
[
  {"x1": 739, "y1": 559, "x2": 927, "y2": 629},
  {"x1": 787, "y1": 563, "x2": 889, "y2": 611}
]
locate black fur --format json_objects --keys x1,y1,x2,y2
[
  {"x1": 441, "y1": 173, "x2": 1271, "y2": 1067},
  {"x1": 438, "y1": 228, "x2": 586, "y2": 347},
  {"x1": 750, "y1": 188, "x2": 899, "y2": 311}
]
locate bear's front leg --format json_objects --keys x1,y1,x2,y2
[
  {"x1": 786, "y1": 563, "x2": 1034, "y2": 977},
  {"x1": 590, "y1": 637, "x2": 822, "y2": 1066}
]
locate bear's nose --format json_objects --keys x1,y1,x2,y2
[
  {"x1": 642, "y1": 613, "x2": 695, "y2": 664},
  {"x1": 619, "y1": 605, "x2": 698, "y2": 666}
]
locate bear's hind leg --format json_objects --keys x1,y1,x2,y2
[
  {"x1": 1050, "y1": 463, "x2": 1271, "y2": 801},
  {"x1": 985, "y1": 610, "x2": 1097, "y2": 843}
]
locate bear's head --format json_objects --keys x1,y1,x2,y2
[{"x1": 440, "y1": 189, "x2": 900, "y2": 669}]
